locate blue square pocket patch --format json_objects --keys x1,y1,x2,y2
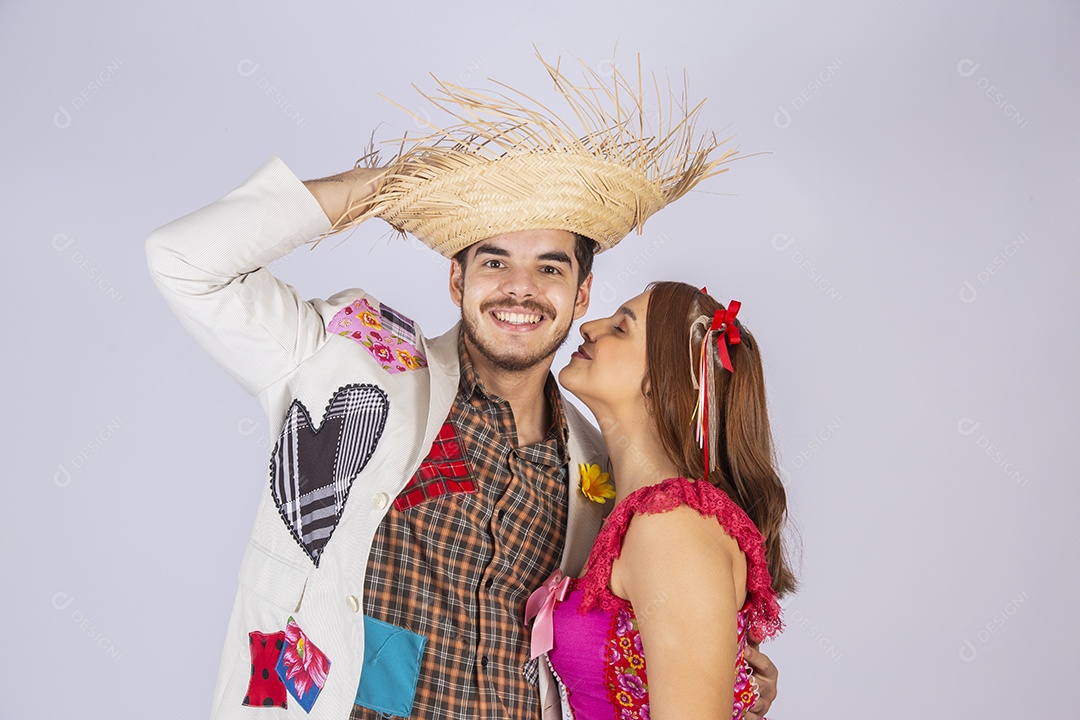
[{"x1": 355, "y1": 615, "x2": 427, "y2": 717}]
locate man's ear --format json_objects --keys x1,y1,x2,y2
[
  {"x1": 573, "y1": 272, "x2": 593, "y2": 320},
  {"x1": 449, "y1": 257, "x2": 465, "y2": 308}
]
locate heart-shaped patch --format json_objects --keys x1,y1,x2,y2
[{"x1": 269, "y1": 384, "x2": 389, "y2": 566}]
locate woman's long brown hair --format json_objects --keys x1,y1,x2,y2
[{"x1": 644, "y1": 281, "x2": 797, "y2": 597}]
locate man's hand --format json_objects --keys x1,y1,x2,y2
[
  {"x1": 743, "y1": 645, "x2": 778, "y2": 720},
  {"x1": 303, "y1": 166, "x2": 387, "y2": 229}
]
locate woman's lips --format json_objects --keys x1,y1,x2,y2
[{"x1": 571, "y1": 344, "x2": 592, "y2": 360}]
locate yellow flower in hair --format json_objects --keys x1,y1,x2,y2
[{"x1": 579, "y1": 463, "x2": 615, "y2": 504}]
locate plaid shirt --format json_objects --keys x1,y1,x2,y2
[{"x1": 352, "y1": 334, "x2": 569, "y2": 719}]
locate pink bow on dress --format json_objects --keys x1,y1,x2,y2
[{"x1": 523, "y1": 569, "x2": 572, "y2": 659}]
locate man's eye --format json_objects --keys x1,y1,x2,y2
[
  {"x1": 484, "y1": 260, "x2": 505, "y2": 268},
  {"x1": 540, "y1": 266, "x2": 561, "y2": 275}
]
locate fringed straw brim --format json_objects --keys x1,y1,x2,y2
[{"x1": 328, "y1": 51, "x2": 739, "y2": 257}]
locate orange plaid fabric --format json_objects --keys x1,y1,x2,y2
[{"x1": 352, "y1": 334, "x2": 569, "y2": 719}]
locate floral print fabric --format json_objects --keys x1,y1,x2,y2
[
  {"x1": 549, "y1": 585, "x2": 757, "y2": 720},
  {"x1": 544, "y1": 477, "x2": 780, "y2": 720},
  {"x1": 243, "y1": 618, "x2": 332, "y2": 713},
  {"x1": 274, "y1": 617, "x2": 331, "y2": 712},
  {"x1": 605, "y1": 606, "x2": 650, "y2": 719},
  {"x1": 731, "y1": 611, "x2": 758, "y2": 719},
  {"x1": 327, "y1": 297, "x2": 427, "y2": 374}
]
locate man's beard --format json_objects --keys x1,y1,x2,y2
[{"x1": 462, "y1": 297, "x2": 572, "y2": 373}]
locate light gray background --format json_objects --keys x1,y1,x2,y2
[{"x1": 3, "y1": 1, "x2": 1078, "y2": 718}]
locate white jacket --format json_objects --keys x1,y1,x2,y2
[{"x1": 145, "y1": 156, "x2": 607, "y2": 719}]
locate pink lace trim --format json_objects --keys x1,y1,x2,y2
[{"x1": 579, "y1": 477, "x2": 783, "y2": 643}]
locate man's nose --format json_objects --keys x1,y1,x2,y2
[{"x1": 501, "y1": 266, "x2": 537, "y2": 298}]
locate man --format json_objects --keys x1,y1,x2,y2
[{"x1": 146, "y1": 55, "x2": 779, "y2": 719}]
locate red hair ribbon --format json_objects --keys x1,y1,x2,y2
[
  {"x1": 710, "y1": 300, "x2": 742, "y2": 372},
  {"x1": 695, "y1": 295, "x2": 742, "y2": 475}
]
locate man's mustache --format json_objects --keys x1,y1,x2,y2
[{"x1": 478, "y1": 298, "x2": 556, "y2": 318}]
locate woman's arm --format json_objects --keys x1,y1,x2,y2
[{"x1": 613, "y1": 505, "x2": 747, "y2": 720}]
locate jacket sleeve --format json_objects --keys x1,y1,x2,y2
[{"x1": 145, "y1": 155, "x2": 335, "y2": 396}]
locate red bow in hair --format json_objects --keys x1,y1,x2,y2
[
  {"x1": 694, "y1": 290, "x2": 743, "y2": 475},
  {"x1": 709, "y1": 301, "x2": 742, "y2": 372}
]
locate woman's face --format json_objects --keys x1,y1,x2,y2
[{"x1": 559, "y1": 290, "x2": 652, "y2": 413}]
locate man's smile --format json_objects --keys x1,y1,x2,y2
[
  {"x1": 480, "y1": 298, "x2": 555, "y2": 334},
  {"x1": 492, "y1": 310, "x2": 544, "y2": 326}
]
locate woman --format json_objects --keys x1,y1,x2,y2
[{"x1": 526, "y1": 282, "x2": 797, "y2": 720}]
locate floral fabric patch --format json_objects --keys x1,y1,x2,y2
[
  {"x1": 394, "y1": 421, "x2": 476, "y2": 511},
  {"x1": 243, "y1": 631, "x2": 289, "y2": 709},
  {"x1": 328, "y1": 298, "x2": 427, "y2": 374},
  {"x1": 604, "y1": 606, "x2": 649, "y2": 715},
  {"x1": 275, "y1": 617, "x2": 331, "y2": 713},
  {"x1": 731, "y1": 610, "x2": 759, "y2": 719}
]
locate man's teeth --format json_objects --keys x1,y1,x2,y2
[{"x1": 494, "y1": 311, "x2": 542, "y2": 325}]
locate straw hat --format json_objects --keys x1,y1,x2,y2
[{"x1": 331, "y1": 51, "x2": 738, "y2": 258}]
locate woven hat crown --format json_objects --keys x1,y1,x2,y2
[{"x1": 334, "y1": 52, "x2": 738, "y2": 257}]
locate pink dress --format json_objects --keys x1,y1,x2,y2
[{"x1": 536, "y1": 477, "x2": 783, "y2": 720}]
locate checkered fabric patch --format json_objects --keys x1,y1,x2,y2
[
  {"x1": 271, "y1": 384, "x2": 390, "y2": 565},
  {"x1": 393, "y1": 421, "x2": 475, "y2": 511},
  {"x1": 379, "y1": 303, "x2": 417, "y2": 345},
  {"x1": 326, "y1": 298, "x2": 427, "y2": 374}
]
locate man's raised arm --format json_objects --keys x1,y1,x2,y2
[
  {"x1": 145, "y1": 156, "x2": 377, "y2": 397},
  {"x1": 303, "y1": 165, "x2": 385, "y2": 229}
]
